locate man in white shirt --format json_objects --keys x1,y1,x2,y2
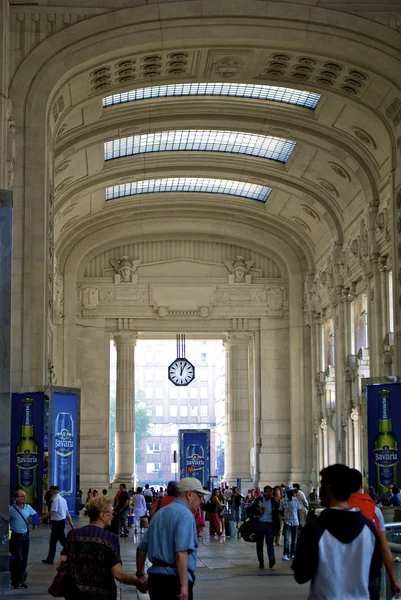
[{"x1": 40, "y1": 486, "x2": 74, "y2": 564}]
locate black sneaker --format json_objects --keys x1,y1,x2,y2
[
  {"x1": 269, "y1": 559, "x2": 276, "y2": 569},
  {"x1": 42, "y1": 559, "x2": 53, "y2": 564},
  {"x1": 18, "y1": 583, "x2": 28, "y2": 589},
  {"x1": 259, "y1": 562, "x2": 264, "y2": 569}
]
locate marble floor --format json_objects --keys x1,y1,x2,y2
[{"x1": 1, "y1": 518, "x2": 309, "y2": 599}]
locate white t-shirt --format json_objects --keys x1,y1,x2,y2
[
  {"x1": 375, "y1": 506, "x2": 385, "y2": 532},
  {"x1": 51, "y1": 493, "x2": 68, "y2": 521}
]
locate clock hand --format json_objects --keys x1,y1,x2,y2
[{"x1": 180, "y1": 363, "x2": 185, "y2": 376}]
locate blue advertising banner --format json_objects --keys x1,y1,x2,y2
[
  {"x1": 367, "y1": 383, "x2": 401, "y2": 497},
  {"x1": 179, "y1": 429, "x2": 210, "y2": 488},
  {"x1": 10, "y1": 392, "x2": 46, "y2": 512},
  {"x1": 50, "y1": 391, "x2": 79, "y2": 514}
]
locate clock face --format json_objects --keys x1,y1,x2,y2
[{"x1": 168, "y1": 358, "x2": 195, "y2": 386}]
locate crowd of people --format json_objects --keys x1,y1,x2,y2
[{"x1": 7, "y1": 470, "x2": 401, "y2": 599}]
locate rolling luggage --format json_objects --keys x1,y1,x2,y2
[{"x1": 225, "y1": 517, "x2": 237, "y2": 538}]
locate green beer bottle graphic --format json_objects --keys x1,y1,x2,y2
[
  {"x1": 16, "y1": 398, "x2": 39, "y2": 504},
  {"x1": 374, "y1": 389, "x2": 399, "y2": 497}
]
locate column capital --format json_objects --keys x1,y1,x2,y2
[
  {"x1": 224, "y1": 332, "x2": 252, "y2": 347},
  {"x1": 113, "y1": 332, "x2": 138, "y2": 347}
]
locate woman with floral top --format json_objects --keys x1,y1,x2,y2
[{"x1": 57, "y1": 496, "x2": 147, "y2": 599}]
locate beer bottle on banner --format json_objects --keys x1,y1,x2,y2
[
  {"x1": 374, "y1": 389, "x2": 399, "y2": 496},
  {"x1": 16, "y1": 398, "x2": 39, "y2": 504},
  {"x1": 186, "y1": 444, "x2": 205, "y2": 483},
  {"x1": 54, "y1": 412, "x2": 74, "y2": 497}
]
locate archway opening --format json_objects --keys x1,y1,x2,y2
[{"x1": 109, "y1": 338, "x2": 225, "y2": 488}]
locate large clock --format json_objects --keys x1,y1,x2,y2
[{"x1": 168, "y1": 358, "x2": 195, "y2": 386}]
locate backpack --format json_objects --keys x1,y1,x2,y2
[{"x1": 238, "y1": 518, "x2": 257, "y2": 543}]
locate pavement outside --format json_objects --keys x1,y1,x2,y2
[{"x1": 1, "y1": 518, "x2": 309, "y2": 599}]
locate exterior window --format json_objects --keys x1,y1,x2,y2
[
  {"x1": 147, "y1": 443, "x2": 161, "y2": 454},
  {"x1": 200, "y1": 406, "x2": 208, "y2": 417},
  {"x1": 145, "y1": 389, "x2": 153, "y2": 399},
  {"x1": 146, "y1": 462, "x2": 161, "y2": 473},
  {"x1": 200, "y1": 388, "x2": 208, "y2": 399},
  {"x1": 190, "y1": 388, "x2": 198, "y2": 398},
  {"x1": 155, "y1": 387, "x2": 163, "y2": 399},
  {"x1": 169, "y1": 386, "x2": 178, "y2": 398},
  {"x1": 170, "y1": 405, "x2": 178, "y2": 417},
  {"x1": 190, "y1": 406, "x2": 198, "y2": 417},
  {"x1": 180, "y1": 406, "x2": 188, "y2": 417},
  {"x1": 155, "y1": 405, "x2": 163, "y2": 417}
]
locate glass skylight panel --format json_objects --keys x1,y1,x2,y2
[
  {"x1": 104, "y1": 130, "x2": 295, "y2": 163},
  {"x1": 105, "y1": 178, "x2": 271, "y2": 202},
  {"x1": 103, "y1": 83, "x2": 320, "y2": 109}
]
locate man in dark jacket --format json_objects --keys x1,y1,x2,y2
[
  {"x1": 250, "y1": 485, "x2": 280, "y2": 569},
  {"x1": 292, "y1": 464, "x2": 382, "y2": 599}
]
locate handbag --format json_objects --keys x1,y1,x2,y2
[
  {"x1": 140, "y1": 516, "x2": 149, "y2": 529},
  {"x1": 238, "y1": 518, "x2": 257, "y2": 543},
  {"x1": 48, "y1": 561, "x2": 75, "y2": 597}
]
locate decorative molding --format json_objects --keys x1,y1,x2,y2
[
  {"x1": 76, "y1": 283, "x2": 289, "y2": 319},
  {"x1": 84, "y1": 240, "x2": 281, "y2": 279}
]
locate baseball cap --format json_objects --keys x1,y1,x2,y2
[{"x1": 176, "y1": 478, "x2": 208, "y2": 494}]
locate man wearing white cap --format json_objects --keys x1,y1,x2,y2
[{"x1": 136, "y1": 477, "x2": 207, "y2": 600}]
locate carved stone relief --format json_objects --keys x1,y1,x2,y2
[
  {"x1": 82, "y1": 287, "x2": 99, "y2": 311},
  {"x1": 223, "y1": 255, "x2": 254, "y2": 283},
  {"x1": 110, "y1": 256, "x2": 142, "y2": 283}
]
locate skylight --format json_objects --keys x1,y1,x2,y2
[
  {"x1": 103, "y1": 83, "x2": 320, "y2": 109},
  {"x1": 105, "y1": 178, "x2": 271, "y2": 202},
  {"x1": 104, "y1": 130, "x2": 295, "y2": 163}
]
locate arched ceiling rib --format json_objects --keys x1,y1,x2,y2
[{"x1": 10, "y1": 1, "x2": 398, "y2": 282}]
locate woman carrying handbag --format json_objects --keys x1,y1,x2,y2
[{"x1": 48, "y1": 496, "x2": 147, "y2": 599}]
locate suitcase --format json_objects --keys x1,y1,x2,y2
[
  {"x1": 225, "y1": 518, "x2": 237, "y2": 538},
  {"x1": 128, "y1": 515, "x2": 134, "y2": 525}
]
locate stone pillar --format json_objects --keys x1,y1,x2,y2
[
  {"x1": 76, "y1": 321, "x2": 110, "y2": 491},
  {"x1": 310, "y1": 314, "x2": 320, "y2": 483},
  {"x1": 371, "y1": 258, "x2": 383, "y2": 376},
  {"x1": 0, "y1": 189, "x2": 12, "y2": 591},
  {"x1": 334, "y1": 287, "x2": 346, "y2": 462},
  {"x1": 113, "y1": 333, "x2": 138, "y2": 484},
  {"x1": 223, "y1": 333, "x2": 252, "y2": 487},
  {"x1": 0, "y1": 0, "x2": 9, "y2": 189}
]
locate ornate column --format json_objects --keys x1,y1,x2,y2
[
  {"x1": 223, "y1": 332, "x2": 252, "y2": 487},
  {"x1": 113, "y1": 332, "x2": 138, "y2": 484},
  {"x1": 334, "y1": 285, "x2": 346, "y2": 462},
  {"x1": 379, "y1": 256, "x2": 393, "y2": 375}
]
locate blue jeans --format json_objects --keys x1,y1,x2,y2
[
  {"x1": 10, "y1": 532, "x2": 30, "y2": 586},
  {"x1": 231, "y1": 505, "x2": 241, "y2": 525},
  {"x1": 255, "y1": 521, "x2": 275, "y2": 564},
  {"x1": 283, "y1": 523, "x2": 298, "y2": 556}
]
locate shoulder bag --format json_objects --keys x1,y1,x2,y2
[{"x1": 48, "y1": 561, "x2": 76, "y2": 598}]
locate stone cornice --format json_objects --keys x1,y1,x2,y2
[{"x1": 77, "y1": 282, "x2": 289, "y2": 320}]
